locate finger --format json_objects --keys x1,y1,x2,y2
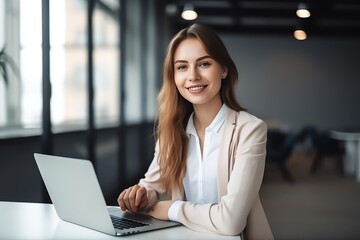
[
  {"x1": 123, "y1": 186, "x2": 135, "y2": 211},
  {"x1": 128, "y1": 186, "x2": 140, "y2": 212},
  {"x1": 117, "y1": 190, "x2": 127, "y2": 211},
  {"x1": 139, "y1": 196, "x2": 149, "y2": 209},
  {"x1": 135, "y1": 187, "x2": 147, "y2": 207},
  {"x1": 122, "y1": 186, "x2": 136, "y2": 211}
]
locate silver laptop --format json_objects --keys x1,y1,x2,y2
[{"x1": 34, "y1": 153, "x2": 180, "y2": 236}]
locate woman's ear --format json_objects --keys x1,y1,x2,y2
[{"x1": 221, "y1": 67, "x2": 228, "y2": 79}]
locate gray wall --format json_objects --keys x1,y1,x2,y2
[
  {"x1": 123, "y1": 0, "x2": 166, "y2": 123},
  {"x1": 221, "y1": 34, "x2": 360, "y2": 131}
]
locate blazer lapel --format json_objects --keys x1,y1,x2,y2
[{"x1": 217, "y1": 109, "x2": 237, "y2": 198}]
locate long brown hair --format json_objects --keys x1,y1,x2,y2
[{"x1": 156, "y1": 23, "x2": 245, "y2": 194}]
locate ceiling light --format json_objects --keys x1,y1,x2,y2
[
  {"x1": 294, "y1": 29, "x2": 307, "y2": 40},
  {"x1": 181, "y1": 4, "x2": 198, "y2": 20},
  {"x1": 296, "y1": 3, "x2": 311, "y2": 18}
]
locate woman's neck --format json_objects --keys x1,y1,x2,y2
[{"x1": 193, "y1": 99, "x2": 223, "y2": 131}]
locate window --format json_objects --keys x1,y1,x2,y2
[
  {"x1": 51, "y1": 0, "x2": 120, "y2": 128},
  {"x1": 0, "y1": 0, "x2": 120, "y2": 137},
  {"x1": 93, "y1": 2, "x2": 119, "y2": 126},
  {"x1": 20, "y1": 0, "x2": 42, "y2": 127},
  {"x1": 50, "y1": 0, "x2": 88, "y2": 126}
]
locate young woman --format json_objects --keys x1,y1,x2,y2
[{"x1": 118, "y1": 23, "x2": 273, "y2": 239}]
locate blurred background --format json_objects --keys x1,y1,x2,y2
[{"x1": 1, "y1": 0, "x2": 360, "y2": 239}]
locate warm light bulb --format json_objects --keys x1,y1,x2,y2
[
  {"x1": 296, "y1": 3, "x2": 311, "y2": 18},
  {"x1": 296, "y1": 9, "x2": 311, "y2": 18},
  {"x1": 181, "y1": 4, "x2": 198, "y2": 20},
  {"x1": 294, "y1": 30, "x2": 307, "y2": 40}
]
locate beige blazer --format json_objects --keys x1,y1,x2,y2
[{"x1": 139, "y1": 109, "x2": 274, "y2": 240}]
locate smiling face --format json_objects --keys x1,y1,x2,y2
[{"x1": 173, "y1": 38, "x2": 227, "y2": 109}]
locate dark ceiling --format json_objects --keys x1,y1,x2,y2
[{"x1": 166, "y1": 0, "x2": 360, "y2": 37}]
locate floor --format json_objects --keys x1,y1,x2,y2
[{"x1": 260, "y1": 151, "x2": 360, "y2": 240}]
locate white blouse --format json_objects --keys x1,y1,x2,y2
[{"x1": 168, "y1": 104, "x2": 227, "y2": 221}]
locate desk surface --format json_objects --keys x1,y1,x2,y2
[{"x1": 0, "y1": 201, "x2": 238, "y2": 240}]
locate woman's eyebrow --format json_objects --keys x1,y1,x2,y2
[
  {"x1": 196, "y1": 55, "x2": 212, "y2": 62},
  {"x1": 174, "y1": 55, "x2": 212, "y2": 64},
  {"x1": 174, "y1": 59, "x2": 187, "y2": 64}
]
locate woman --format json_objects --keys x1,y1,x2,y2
[{"x1": 118, "y1": 23, "x2": 273, "y2": 239}]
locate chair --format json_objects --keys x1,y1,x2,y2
[
  {"x1": 266, "y1": 129, "x2": 297, "y2": 183},
  {"x1": 308, "y1": 128, "x2": 345, "y2": 175}
]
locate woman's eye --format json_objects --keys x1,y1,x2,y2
[
  {"x1": 199, "y1": 61, "x2": 210, "y2": 67},
  {"x1": 176, "y1": 65, "x2": 187, "y2": 71}
]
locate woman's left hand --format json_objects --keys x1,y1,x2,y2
[{"x1": 148, "y1": 200, "x2": 175, "y2": 220}]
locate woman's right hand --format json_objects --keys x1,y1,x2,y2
[{"x1": 117, "y1": 185, "x2": 148, "y2": 212}]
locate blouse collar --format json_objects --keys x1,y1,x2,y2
[{"x1": 186, "y1": 104, "x2": 227, "y2": 136}]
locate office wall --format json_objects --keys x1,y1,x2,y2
[
  {"x1": 0, "y1": 136, "x2": 42, "y2": 202},
  {"x1": 123, "y1": 0, "x2": 166, "y2": 123},
  {"x1": 221, "y1": 35, "x2": 360, "y2": 131}
]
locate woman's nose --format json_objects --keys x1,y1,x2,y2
[{"x1": 188, "y1": 67, "x2": 200, "y2": 81}]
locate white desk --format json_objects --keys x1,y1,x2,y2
[
  {"x1": 0, "y1": 201, "x2": 239, "y2": 240},
  {"x1": 331, "y1": 130, "x2": 360, "y2": 182}
]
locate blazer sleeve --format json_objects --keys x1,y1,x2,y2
[
  {"x1": 176, "y1": 117, "x2": 267, "y2": 236},
  {"x1": 138, "y1": 141, "x2": 167, "y2": 209}
]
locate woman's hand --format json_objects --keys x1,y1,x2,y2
[
  {"x1": 117, "y1": 185, "x2": 148, "y2": 212},
  {"x1": 148, "y1": 200, "x2": 175, "y2": 220}
]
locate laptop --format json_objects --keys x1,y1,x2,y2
[{"x1": 34, "y1": 153, "x2": 180, "y2": 236}]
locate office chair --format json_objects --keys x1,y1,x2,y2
[
  {"x1": 307, "y1": 128, "x2": 345, "y2": 175},
  {"x1": 266, "y1": 129, "x2": 297, "y2": 183}
]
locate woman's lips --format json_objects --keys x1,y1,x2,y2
[{"x1": 186, "y1": 85, "x2": 207, "y2": 93}]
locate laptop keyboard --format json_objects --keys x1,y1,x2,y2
[{"x1": 111, "y1": 215, "x2": 149, "y2": 230}]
